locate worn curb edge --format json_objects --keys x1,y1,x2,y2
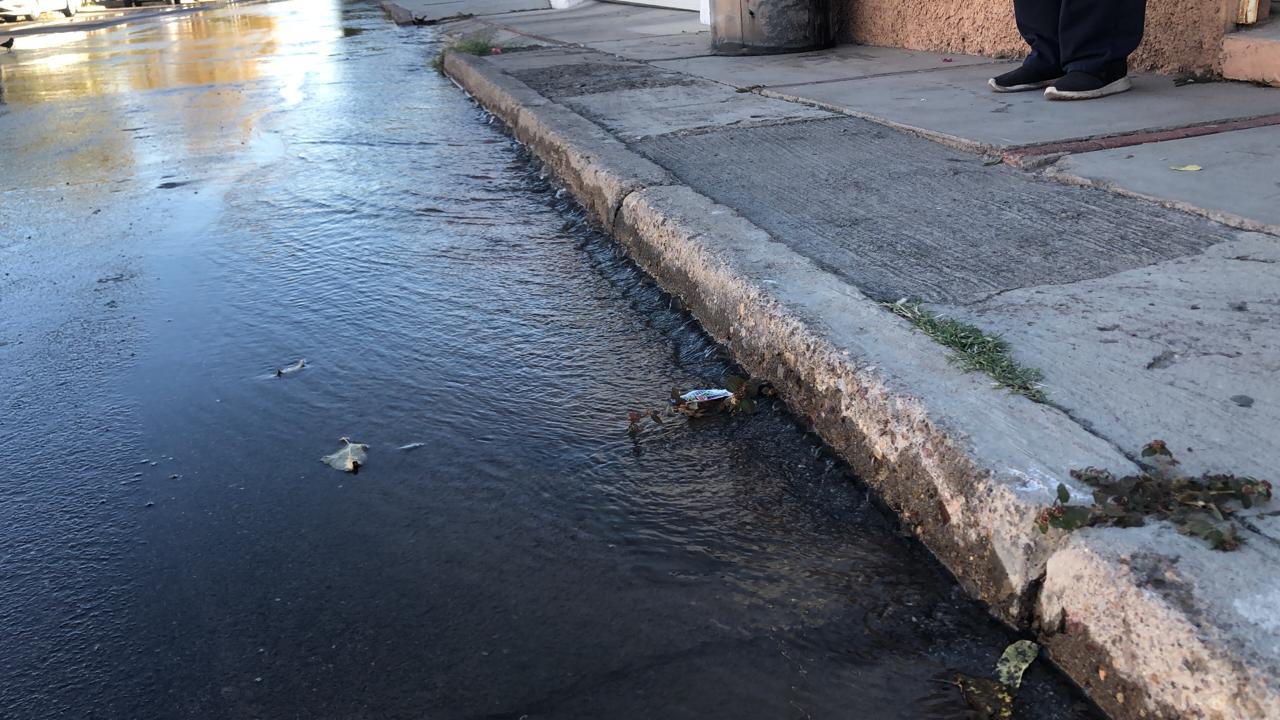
[
  {"x1": 442, "y1": 49, "x2": 1280, "y2": 720},
  {"x1": 379, "y1": 0, "x2": 417, "y2": 26}
]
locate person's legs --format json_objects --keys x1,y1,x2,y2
[
  {"x1": 1058, "y1": 0, "x2": 1146, "y2": 75},
  {"x1": 990, "y1": 0, "x2": 1065, "y2": 92},
  {"x1": 1043, "y1": 0, "x2": 1145, "y2": 99},
  {"x1": 1015, "y1": 0, "x2": 1063, "y2": 73}
]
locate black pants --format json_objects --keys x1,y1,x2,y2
[{"x1": 1015, "y1": 0, "x2": 1147, "y2": 75}]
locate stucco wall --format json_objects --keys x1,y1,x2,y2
[{"x1": 834, "y1": 0, "x2": 1237, "y2": 75}]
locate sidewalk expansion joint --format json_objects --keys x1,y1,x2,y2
[
  {"x1": 1007, "y1": 112, "x2": 1280, "y2": 159},
  {"x1": 764, "y1": 60, "x2": 1009, "y2": 91},
  {"x1": 1042, "y1": 163, "x2": 1280, "y2": 238},
  {"x1": 756, "y1": 87, "x2": 994, "y2": 154}
]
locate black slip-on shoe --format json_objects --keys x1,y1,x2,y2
[
  {"x1": 1044, "y1": 69, "x2": 1133, "y2": 100},
  {"x1": 988, "y1": 65, "x2": 1063, "y2": 93}
]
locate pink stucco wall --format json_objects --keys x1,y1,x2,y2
[{"x1": 835, "y1": 0, "x2": 1237, "y2": 75}]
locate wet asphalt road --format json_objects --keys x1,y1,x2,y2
[{"x1": 0, "y1": 2, "x2": 1102, "y2": 718}]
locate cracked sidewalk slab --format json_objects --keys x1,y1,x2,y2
[
  {"x1": 563, "y1": 83, "x2": 835, "y2": 140},
  {"x1": 1048, "y1": 124, "x2": 1280, "y2": 235},
  {"x1": 761, "y1": 63, "x2": 1280, "y2": 151},
  {"x1": 453, "y1": 0, "x2": 1280, "y2": 157},
  {"x1": 650, "y1": 44, "x2": 998, "y2": 88},
  {"x1": 937, "y1": 234, "x2": 1280, "y2": 481},
  {"x1": 441, "y1": 50, "x2": 1280, "y2": 720},
  {"x1": 636, "y1": 116, "x2": 1241, "y2": 305},
  {"x1": 488, "y1": 48, "x2": 835, "y2": 138},
  {"x1": 506, "y1": 57, "x2": 699, "y2": 97},
  {"x1": 590, "y1": 31, "x2": 713, "y2": 61}
]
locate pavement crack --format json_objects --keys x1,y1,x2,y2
[
  {"x1": 1237, "y1": 518, "x2": 1280, "y2": 551},
  {"x1": 1040, "y1": 396, "x2": 1143, "y2": 472},
  {"x1": 1145, "y1": 350, "x2": 1177, "y2": 370},
  {"x1": 959, "y1": 284, "x2": 1030, "y2": 307}
]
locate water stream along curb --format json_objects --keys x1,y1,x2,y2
[{"x1": 441, "y1": 49, "x2": 1280, "y2": 720}]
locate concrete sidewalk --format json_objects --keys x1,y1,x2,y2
[
  {"x1": 442, "y1": 1, "x2": 1280, "y2": 232},
  {"x1": 380, "y1": 0, "x2": 551, "y2": 24},
  {"x1": 405, "y1": 3, "x2": 1279, "y2": 718}
]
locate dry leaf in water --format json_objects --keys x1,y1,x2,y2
[
  {"x1": 995, "y1": 640, "x2": 1039, "y2": 688},
  {"x1": 957, "y1": 639, "x2": 1039, "y2": 719},
  {"x1": 322, "y1": 437, "x2": 368, "y2": 473},
  {"x1": 1170, "y1": 164, "x2": 1202, "y2": 172}
]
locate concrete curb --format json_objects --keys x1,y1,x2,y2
[
  {"x1": 444, "y1": 50, "x2": 674, "y2": 226},
  {"x1": 379, "y1": 0, "x2": 417, "y2": 26},
  {"x1": 441, "y1": 50, "x2": 1280, "y2": 720},
  {"x1": 1038, "y1": 527, "x2": 1280, "y2": 720}
]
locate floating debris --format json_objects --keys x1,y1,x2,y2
[
  {"x1": 957, "y1": 640, "x2": 1040, "y2": 719},
  {"x1": 995, "y1": 640, "x2": 1039, "y2": 688},
  {"x1": 397, "y1": 442, "x2": 426, "y2": 451},
  {"x1": 321, "y1": 438, "x2": 368, "y2": 474},
  {"x1": 672, "y1": 388, "x2": 735, "y2": 417},
  {"x1": 275, "y1": 359, "x2": 306, "y2": 377},
  {"x1": 629, "y1": 376, "x2": 772, "y2": 435}
]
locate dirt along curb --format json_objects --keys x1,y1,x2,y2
[{"x1": 440, "y1": 50, "x2": 1280, "y2": 720}]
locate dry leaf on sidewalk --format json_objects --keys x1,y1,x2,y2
[
  {"x1": 322, "y1": 437, "x2": 368, "y2": 473},
  {"x1": 1170, "y1": 164, "x2": 1202, "y2": 172}
]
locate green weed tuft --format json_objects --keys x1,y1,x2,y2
[
  {"x1": 883, "y1": 299, "x2": 1046, "y2": 401},
  {"x1": 431, "y1": 37, "x2": 498, "y2": 74}
]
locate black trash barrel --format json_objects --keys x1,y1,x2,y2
[{"x1": 710, "y1": 0, "x2": 835, "y2": 55}]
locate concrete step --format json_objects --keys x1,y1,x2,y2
[{"x1": 1222, "y1": 19, "x2": 1280, "y2": 86}]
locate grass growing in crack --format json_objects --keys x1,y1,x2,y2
[
  {"x1": 431, "y1": 37, "x2": 498, "y2": 73},
  {"x1": 883, "y1": 299, "x2": 1046, "y2": 402}
]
